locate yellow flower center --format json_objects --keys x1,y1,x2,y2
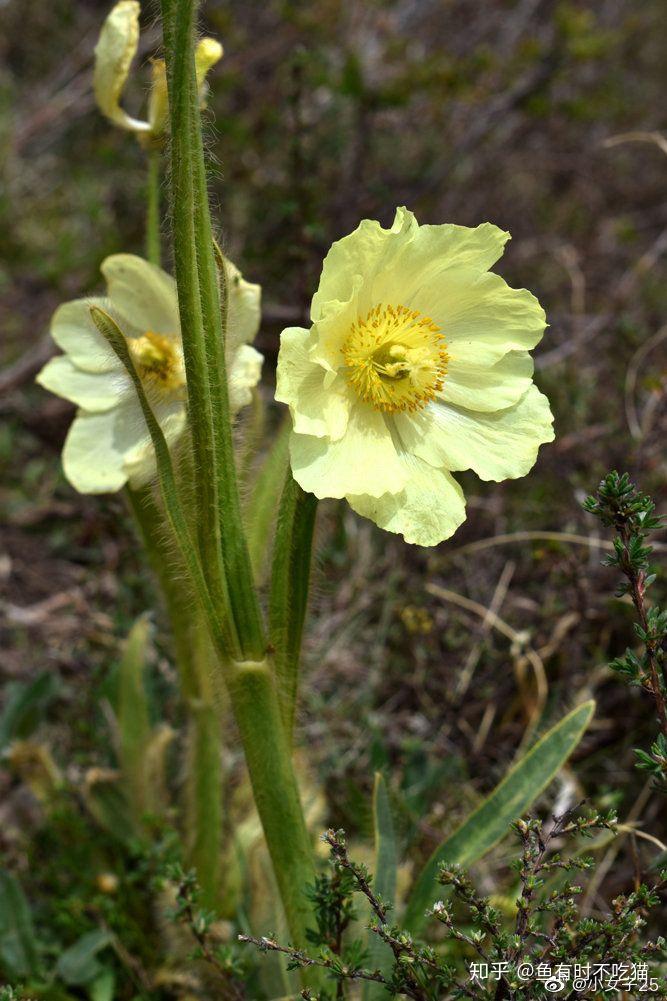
[
  {"x1": 129, "y1": 331, "x2": 185, "y2": 392},
  {"x1": 342, "y1": 304, "x2": 448, "y2": 413}
]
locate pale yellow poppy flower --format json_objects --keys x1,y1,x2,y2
[
  {"x1": 276, "y1": 207, "x2": 554, "y2": 546},
  {"x1": 37, "y1": 256, "x2": 263, "y2": 494}
]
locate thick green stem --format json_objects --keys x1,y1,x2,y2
[
  {"x1": 145, "y1": 150, "x2": 162, "y2": 267},
  {"x1": 92, "y1": 313, "x2": 317, "y2": 950},
  {"x1": 126, "y1": 484, "x2": 200, "y2": 698},
  {"x1": 161, "y1": 0, "x2": 263, "y2": 660},
  {"x1": 269, "y1": 473, "x2": 318, "y2": 743},
  {"x1": 227, "y1": 660, "x2": 316, "y2": 947}
]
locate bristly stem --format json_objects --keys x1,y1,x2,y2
[
  {"x1": 145, "y1": 149, "x2": 162, "y2": 267},
  {"x1": 160, "y1": 0, "x2": 264, "y2": 660},
  {"x1": 126, "y1": 484, "x2": 224, "y2": 906},
  {"x1": 159, "y1": 0, "x2": 239, "y2": 658},
  {"x1": 153, "y1": 2, "x2": 320, "y2": 952}
]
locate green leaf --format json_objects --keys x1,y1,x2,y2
[
  {"x1": 403, "y1": 700, "x2": 595, "y2": 932},
  {"x1": 185, "y1": 703, "x2": 222, "y2": 909},
  {"x1": 0, "y1": 672, "x2": 59, "y2": 751},
  {"x1": 88, "y1": 967, "x2": 115, "y2": 1001},
  {"x1": 269, "y1": 470, "x2": 318, "y2": 743},
  {"x1": 245, "y1": 419, "x2": 290, "y2": 584},
  {"x1": 56, "y1": 929, "x2": 113, "y2": 986},
  {"x1": 363, "y1": 774, "x2": 397, "y2": 1001},
  {"x1": 0, "y1": 870, "x2": 40, "y2": 978}
]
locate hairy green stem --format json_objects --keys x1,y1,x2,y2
[
  {"x1": 226, "y1": 660, "x2": 317, "y2": 947},
  {"x1": 90, "y1": 306, "x2": 234, "y2": 661},
  {"x1": 126, "y1": 484, "x2": 200, "y2": 699},
  {"x1": 159, "y1": 0, "x2": 238, "y2": 657},
  {"x1": 145, "y1": 150, "x2": 162, "y2": 267},
  {"x1": 269, "y1": 472, "x2": 318, "y2": 743},
  {"x1": 161, "y1": 0, "x2": 263, "y2": 659},
  {"x1": 93, "y1": 305, "x2": 317, "y2": 949}
]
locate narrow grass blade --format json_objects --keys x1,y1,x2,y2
[
  {"x1": 403, "y1": 700, "x2": 595, "y2": 932},
  {"x1": 363, "y1": 774, "x2": 397, "y2": 1001},
  {"x1": 117, "y1": 615, "x2": 153, "y2": 824},
  {"x1": 186, "y1": 702, "x2": 222, "y2": 909},
  {"x1": 0, "y1": 870, "x2": 40, "y2": 978},
  {"x1": 0, "y1": 672, "x2": 59, "y2": 751}
]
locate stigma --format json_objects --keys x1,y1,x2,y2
[
  {"x1": 129, "y1": 330, "x2": 185, "y2": 393},
  {"x1": 342, "y1": 304, "x2": 448, "y2": 413}
]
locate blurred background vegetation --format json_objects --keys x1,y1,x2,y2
[{"x1": 0, "y1": 0, "x2": 666, "y2": 996}]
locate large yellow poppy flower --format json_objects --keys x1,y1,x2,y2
[{"x1": 276, "y1": 207, "x2": 554, "y2": 546}]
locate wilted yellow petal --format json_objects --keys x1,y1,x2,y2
[
  {"x1": 147, "y1": 58, "x2": 169, "y2": 137},
  {"x1": 93, "y1": 0, "x2": 150, "y2": 133},
  {"x1": 195, "y1": 37, "x2": 223, "y2": 93}
]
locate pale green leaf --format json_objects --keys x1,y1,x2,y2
[{"x1": 403, "y1": 701, "x2": 595, "y2": 932}]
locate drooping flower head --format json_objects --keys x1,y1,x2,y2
[
  {"x1": 37, "y1": 256, "x2": 263, "y2": 494},
  {"x1": 276, "y1": 208, "x2": 554, "y2": 546},
  {"x1": 93, "y1": 0, "x2": 223, "y2": 140}
]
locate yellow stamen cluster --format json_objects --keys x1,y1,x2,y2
[
  {"x1": 342, "y1": 304, "x2": 448, "y2": 413},
  {"x1": 129, "y1": 330, "x2": 185, "y2": 393}
]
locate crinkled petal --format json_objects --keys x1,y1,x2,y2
[
  {"x1": 93, "y1": 0, "x2": 149, "y2": 133},
  {"x1": 62, "y1": 397, "x2": 148, "y2": 494},
  {"x1": 225, "y1": 258, "x2": 261, "y2": 352},
  {"x1": 101, "y1": 255, "x2": 180, "y2": 336},
  {"x1": 310, "y1": 213, "x2": 414, "y2": 322},
  {"x1": 228, "y1": 344, "x2": 264, "y2": 413},
  {"x1": 312, "y1": 208, "x2": 509, "y2": 320},
  {"x1": 349, "y1": 456, "x2": 466, "y2": 546},
  {"x1": 373, "y1": 212, "x2": 510, "y2": 306},
  {"x1": 36, "y1": 356, "x2": 131, "y2": 412},
  {"x1": 439, "y1": 350, "x2": 534, "y2": 412},
  {"x1": 289, "y1": 404, "x2": 407, "y2": 500},
  {"x1": 276, "y1": 326, "x2": 353, "y2": 440},
  {"x1": 398, "y1": 385, "x2": 554, "y2": 481},
  {"x1": 50, "y1": 298, "x2": 123, "y2": 373},
  {"x1": 412, "y1": 270, "x2": 546, "y2": 362}
]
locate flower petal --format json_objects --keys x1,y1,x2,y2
[
  {"x1": 399, "y1": 385, "x2": 554, "y2": 481},
  {"x1": 225, "y1": 259, "x2": 261, "y2": 351},
  {"x1": 373, "y1": 214, "x2": 510, "y2": 306},
  {"x1": 413, "y1": 270, "x2": 546, "y2": 362},
  {"x1": 49, "y1": 298, "x2": 123, "y2": 373},
  {"x1": 439, "y1": 350, "x2": 534, "y2": 412},
  {"x1": 312, "y1": 208, "x2": 509, "y2": 322},
  {"x1": 276, "y1": 326, "x2": 353, "y2": 440},
  {"x1": 289, "y1": 404, "x2": 407, "y2": 500},
  {"x1": 195, "y1": 38, "x2": 224, "y2": 90},
  {"x1": 228, "y1": 344, "x2": 263, "y2": 413},
  {"x1": 349, "y1": 456, "x2": 466, "y2": 546},
  {"x1": 101, "y1": 255, "x2": 180, "y2": 336},
  {"x1": 93, "y1": 0, "x2": 149, "y2": 133},
  {"x1": 36, "y1": 356, "x2": 130, "y2": 412},
  {"x1": 62, "y1": 398, "x2": 148, "y2": 494},
  {"x1": 310, "y1": 213, "x2": 414, "y2": 322},
  {"x1": 124, "y1": 399, "x2": 186, "y2": 488}
]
